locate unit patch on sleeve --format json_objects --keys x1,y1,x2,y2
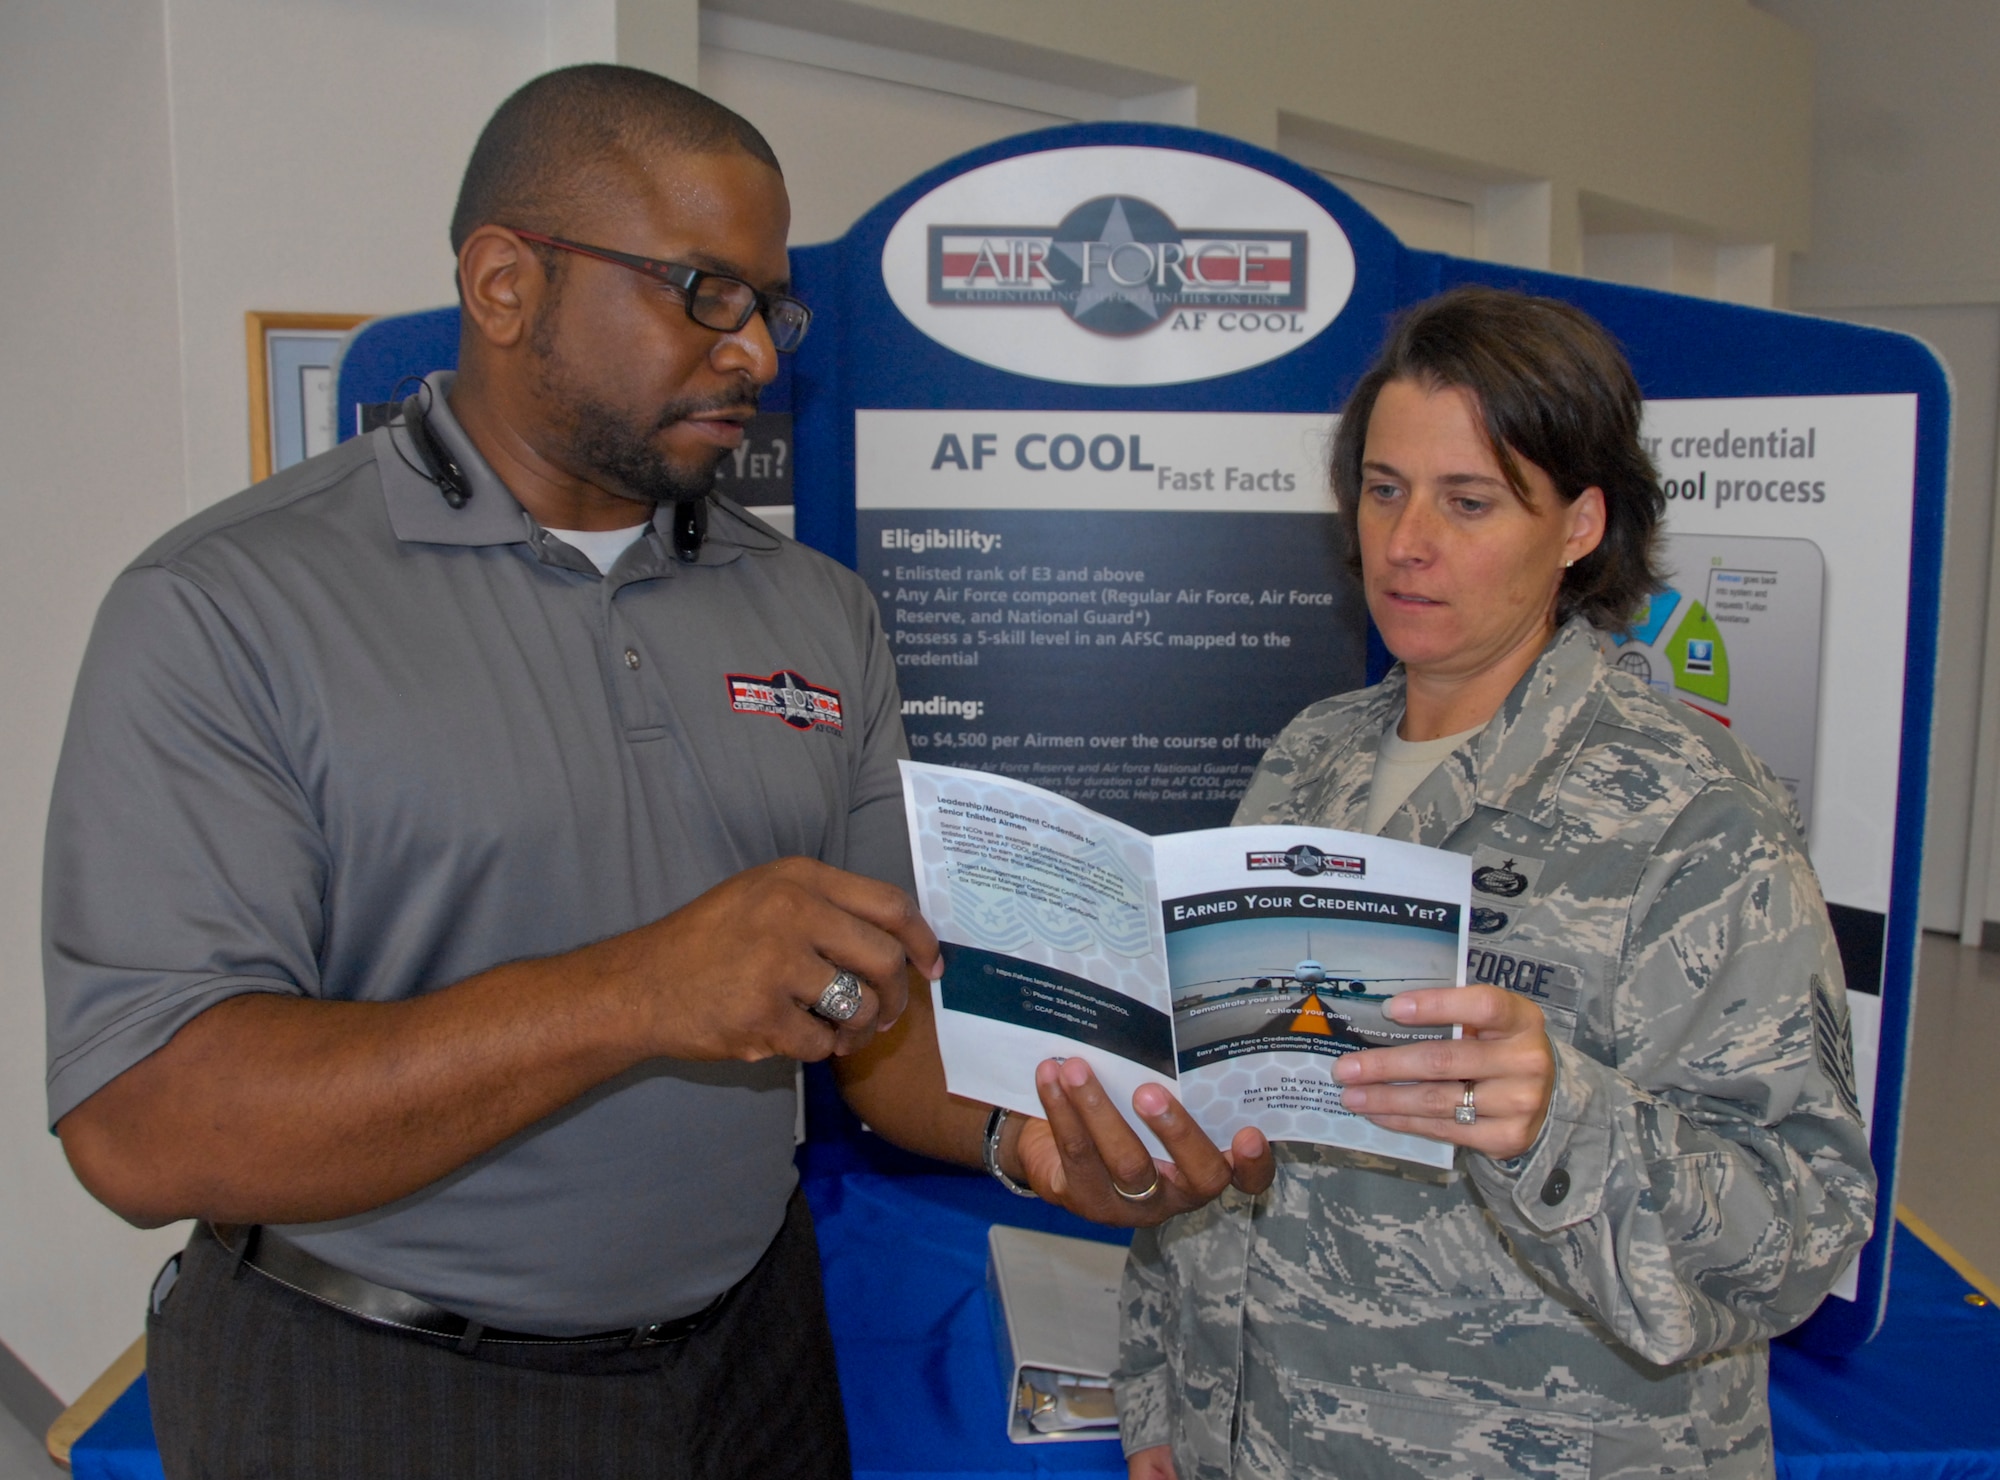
[{"x1": 726, "y1": 670, "x2": 845, "y2": 733}]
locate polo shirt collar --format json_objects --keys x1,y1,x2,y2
[{"x1": 378, "y1": 371, "x2": 748, "y2": 570}]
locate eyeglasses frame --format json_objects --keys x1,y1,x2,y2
[{"x1": 506, "y1": 228, "x2": 812, "y2": 353}]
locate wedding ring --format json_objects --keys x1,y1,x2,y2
[
  {"x1": 1455, "y1": 1081, "x2": 1478, "y2": 1125},
  {"x1": 810, "y1": 969, "x2": 865, "y2": 1023},
  {"x1": 1111, "y1": 1166, "x2": 1163, "y2": 1202}
]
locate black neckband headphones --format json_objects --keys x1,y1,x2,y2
[{"x1": 392, "y1": 377, "x2": 707, "y2": 562}]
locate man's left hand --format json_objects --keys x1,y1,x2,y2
[
  {"x1": 1007, "y1": 1058, "x2": 1274, "y2": 1228},
  {"x1": 1332, "y1": 984, "x2": 1555, "y2": 1160}
]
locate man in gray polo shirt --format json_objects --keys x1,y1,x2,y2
[
  {"x1": 44, "y1": 66, "x2": 939, "y2": 1479},
  {"x1": 45, "y1": 60, "x2": 1281, "y2": 1478}
]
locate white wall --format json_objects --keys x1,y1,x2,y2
[
  {"x1": 1820, "y1": 306, "x2": 1998, "y2": 935},
  {"x1": 1766, "y1": 0, "x2": 2000, "y2": 312},
  {"x1": 707, "y1": 0, "x2": 1812, "y2": 298},
  {"x1": 1755, "y1": 0, "x2": 2000, "y2": 936},
  {"x1": 167, "y1": 0, "x2": 551, "y2": 510},
  {"x1": 700, "y1": 43, "x2": 1069, "y2": 246},
  {"x1": 1, "y1": 0, "x2": 197, "y2": 1405}
]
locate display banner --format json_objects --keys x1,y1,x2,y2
[
  {"x1": 1639, "y1": 393, "x2": 1921, "y2": 1307},
  {"x1": 784, "y1": 124, "x2": 1945, "y2": 1352},
  {"x1": 858, "y1": 408, "x2": 1355, "y2": 827},
  {"x1": 795, "y1": 139, "x2": 1395, "y2": 836}
]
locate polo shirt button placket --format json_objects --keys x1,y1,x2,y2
[{"x1": 604, "y1": 598, "x2": 658, "y2": 730}]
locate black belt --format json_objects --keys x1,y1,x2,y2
[{"x1": 210, "y1": 1222, "x2": 726, "y2": 1353}]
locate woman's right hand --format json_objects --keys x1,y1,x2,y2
[{"x1": 1129, "y1": 1444, "x2": 1179, "y2": 1479}]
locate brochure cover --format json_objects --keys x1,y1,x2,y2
[{"x1": 901, "y1": 761, "x2": 1471, "y2": 1167}]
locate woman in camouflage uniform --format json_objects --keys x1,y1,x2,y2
[{"x1": 1113, "y1": 287, "x2": 1875, "y2": 1479}]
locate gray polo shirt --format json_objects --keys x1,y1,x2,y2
[{"x1": 44, "y1": 376, "x2": 912, "y2": 1333}]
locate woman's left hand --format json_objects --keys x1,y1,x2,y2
[{"x1": 1332, "y1": 984, "x2": 1555, "y2": 1159}]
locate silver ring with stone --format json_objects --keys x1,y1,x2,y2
[
  {"x1": 1455, "y1": 1081, "x2": 1478, "y2": 1125},
  {"x1": 811, "y1": 969, "x2": 865, "y2": 1023}
]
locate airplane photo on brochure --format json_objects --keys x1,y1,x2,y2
[{"x1": 1168, "y1": 923, "x2": 1458, "y2": 1072}]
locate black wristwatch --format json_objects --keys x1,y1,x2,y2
[{"x1": 983, "y1": 1106, "x2": 1037, "y2": 1198}]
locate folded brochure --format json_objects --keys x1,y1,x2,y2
[{"x1": 901, "y1": 760, "x2": 1471, "y2": 1168}]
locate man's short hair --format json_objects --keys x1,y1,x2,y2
[
  {"x1": 1330, "y1": 285, "x2": 1667, "y2": 634},
  {"x1": 450, "y1": 64, "x2": 782, "y2": 254}
]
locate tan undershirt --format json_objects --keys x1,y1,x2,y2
[{"x1": 1364, "y1": 713, "x2": 1483, "y2": 835}]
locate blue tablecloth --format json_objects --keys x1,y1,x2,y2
[
  {"x1": 71, "y1": 1172, "x2": 2000, "y2": 1479},
  {"x1": 1769, "y1": 1229, "x2": 2000, "y2": 1480}
]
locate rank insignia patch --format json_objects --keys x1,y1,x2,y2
[{"x1": 727, "y1": 670, "x2": 845, "y2": 733}]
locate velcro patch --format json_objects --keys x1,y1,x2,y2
[
  {"x1": 1466, "y1": 945, "x2": 1581, "y2": 1014},
  {"x1": 727, "y1": 670, "x2": 844, "y2": 733},
  {"x1": 1812, "y1": 973, "x2": 1862, "y2": 1117}
]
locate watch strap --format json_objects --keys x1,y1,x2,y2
[{"x1": 983, "y1": 1106, "x2": 1038, "y2": 1198}]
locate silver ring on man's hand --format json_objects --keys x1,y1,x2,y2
[
  {"x1": 1111, "y1": 1166, "x2": 1163, "y2": 1202},
  {"x1": 810, "y1": 969, "x2": 865, "y2": 1023},
  {"x1": 1455, "y1": 1081, "x2": 1478, "y2": 1125}
]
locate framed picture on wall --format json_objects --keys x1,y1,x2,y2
[{"x1": 246, "y1": 311, "x2": 372, "y2": 481}]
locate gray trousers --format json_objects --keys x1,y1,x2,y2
[{"x1": 147, "y1": 1189, "x2": 850, "y2": 1479}]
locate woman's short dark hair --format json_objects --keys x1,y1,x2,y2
[{"x1": 1331, "y1": 285, "x2": 1666, "y2": 633}]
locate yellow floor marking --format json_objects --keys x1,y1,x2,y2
[{"x1": 1896, "y1": 1205, "x2": 2000, "y2": 1306}]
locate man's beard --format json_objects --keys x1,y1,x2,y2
[
  {"x1": 562, "y1": 388, "x2": 746, "y2": 507},
  {"x1": 532, "y1": 309, "x2": 754, "y2": 507}
]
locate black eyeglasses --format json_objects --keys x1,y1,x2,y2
[{"x1": 509, "y1": 228, "x2": 812, "y2": 353}]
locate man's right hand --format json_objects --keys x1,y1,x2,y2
[
  {"x1": 600, "y1": 856, "x2": 939, "y2": 1063},
  {"x1": 1128, "y1": 1445, "x2": 1178, "y2": 1479},
  {"x1": 58, "y1": 857, "x2": 936, "y2": 1229}
]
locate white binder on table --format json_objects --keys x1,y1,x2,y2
[{"x1": 985, "y1": 1224, "x2": 1129, "y2": 1444}]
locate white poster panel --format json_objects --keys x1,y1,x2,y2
[
  {"x1": 1642, "y1": 394, "x2": 1919, "y2": 917},
  {"x1": 1642, "y1": 395, "x2": 1914, "y2": 1302}
]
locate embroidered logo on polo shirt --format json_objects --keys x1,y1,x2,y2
[{"x1": 727, "y1": 670, "x2": 845, "y2": 733}]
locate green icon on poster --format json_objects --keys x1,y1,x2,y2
[{"x1": 1667, "y1": 602, "x2": 1730, "y2": 704}]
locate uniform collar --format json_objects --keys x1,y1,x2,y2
[
  {"x1": 1370, "y1": 618, "x2": 1608, "y2": 846},
  {"x1": 1463, "y1": 617, "x2": 1609, "y2": 827},
  {"x1": 377, "y1": 370, "x2": 749, "y2": 571}
]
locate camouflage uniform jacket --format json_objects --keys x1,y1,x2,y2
[{"x1": 1115, "y1": 619, "x2": 1875, "y2": 1479}]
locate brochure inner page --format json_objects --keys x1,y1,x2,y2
[
  {"x1": 901, "y1": 761, "x2": 1178, "y2": 1149},
  {"x1": 1155, "y1": 827, "x2": 1471, "y2": 1169}
]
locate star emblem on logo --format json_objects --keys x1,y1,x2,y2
[{"x1": 1053, "y1": 198, "x2": 1165, "y2": 326}]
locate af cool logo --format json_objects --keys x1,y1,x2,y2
[
  {"x1": 928, "y1": 195, "x2": 1306, "y2": 338},
  {"x1": 1247, "y1": 844, "x2": 1365, "y2": 878},
  {"x1": 883, "y1": 144, "x2": 1355, "y2": 387}
]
